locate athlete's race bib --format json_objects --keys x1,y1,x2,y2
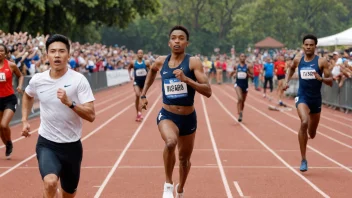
[
  {"x1": 136, "y1": 69, "x2": 147, "y2": 77},
  {"x1": 164, "y1": 78, "x2": 188, "y2": 99},
  {"x1": 0, "y1": 72, "x2": 6, "y2": 82},
  {"x1": 237, "y1": 72, "x2": 247, "y2": 79},
  {"x1": 300, "y1": 69, "x2": 316, "y2": 80}
]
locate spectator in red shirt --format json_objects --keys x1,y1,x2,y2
[
  {"x1": 253, "y1": 58, "x2": 262, "y2": 91},
  {"x1": 274, "y1": 55, "x2": 286, "y2": 106}
]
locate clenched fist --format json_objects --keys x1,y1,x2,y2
[
  {"x1": 57, "y1": 88, "x2": 71, "y2": 106},
  {"x1": 173, "y1": 69, "x2": 188, "y2": 83}
]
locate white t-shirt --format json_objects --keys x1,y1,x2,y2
[{"x1": 25, "y1": 69, "x2": 95, "y2": 143}]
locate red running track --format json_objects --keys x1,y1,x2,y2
[{"x1": 0, "y1": 80, "x2": 351, "y2": 198}]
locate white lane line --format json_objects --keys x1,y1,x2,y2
[
  {"x1": 94, "y1": 95, "x2": 161, "y2": 198},
  {"x1": 212, "y1": 92, "x2": 329, "y2": 198},
  {"x1": 201, "y1": 96, "x2": 233, "y2": 198},
  {"x1": 234, "y1": 181, "x2": 244, "y2": 197},
  {"x1": 219, "y1": 86, "x2": 352, "y2": 174}
]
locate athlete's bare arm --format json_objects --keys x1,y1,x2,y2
[
  {"x1": 229, "y1": 65, "x2": 237, "y2": 77},
  {"x1": 174, "y1": 57, "x2": 211, "y2": 98},
  {"x1": 21, "y1": 92, "x2": 35, "y2": 137},
  {"x1": 57, "y1": 89, "x2": 96, "y2": 122},
  {"x1": 140, "y1": 56, "x2": 166, "y2": 110},
  {"x1": 247, "y1": 63, "x2": 254, "y2": 78},
  {"x1": 127, "y1": 62, "x2": 134, "y2": 79},
  {"x1": 145, "y1": 60, "x2": 151, "y2": 70},
  {"x1": 9, "y1": 61, "x2": 23, "y2": 93},
  {"x1": 315, "y1": 58, "x2": 333, "y2": 87},
  {"x1": 141, "y1": 56, "x2": 166, "y2": 96},
  {"x1": 283, "y1": 57, "x2": 299, "y2": 90}
]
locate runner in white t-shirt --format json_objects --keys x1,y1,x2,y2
[{"x1": 21, "y1": 34, "x2": 95, "y2": 198}]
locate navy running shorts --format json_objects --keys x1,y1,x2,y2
[
  {"x1": 133, "y1": 80, "x2": 145, "y2": 89},
  {"x1": 36, "y1": 135, "x2": 83, "y2": 194},
  {"x1": 295, "y1": 95, "x2": 322, "y2": 114},
  {"x1": 234, "y1": 83, "x2": 248, "y2": 94},
  {"x1": 0, "y1": 94, "x2": 17, "y2": 113},
  {"x1": 156, "y1": 108, "x2": 197, "y2": 136}
]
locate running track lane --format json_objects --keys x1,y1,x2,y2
[
  {"x1": 0, "y1": 83, "x2": 134, "y2": 148},
  {"x1": 1, "y1": 81, "x2": 352, "y2": 197},
  {"x1": 216, "y1": 84, "x2": 352, "y2": 197},
  {"x1": 0, "y1": 82, "x2": 159, "y2": 197},
  {"x1": 0, "y1": 83, "x2": 135, "y2": 169},
  {"x1": 94, "y1": 94, "x2": 229, "y2": 197},
  {"x1": 232, "y1": 85, "x2": 352, "y2": 167}
]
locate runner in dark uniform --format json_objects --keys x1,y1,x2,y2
[
  {"x1": 283, "y1": 34, "x2": 332, "y2": 172},
  {"x1": 230, "y1": 53, "x2": 253, "y2": 122},
  {"x1": 139, "y1": 25, "x2": 212, "y2": 198},
  {"x1": 128, "y1": 49, "x2": 151, "y2": 121}
]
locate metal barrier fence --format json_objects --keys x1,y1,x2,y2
[
  {"x1": 9, "y1": 70, "x2": 351, "y2": 125},
  {"x1": 211, "y1": 73, "x2": 351, "y2": 113}
]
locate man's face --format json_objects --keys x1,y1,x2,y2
[
  {"x1": 302, "y1": 39, "x2": 316, "y2": 56},
  {"x1": 168, "y1": 30, "x2": 188, "y2": 53},
  {"x1": 47, "y1": 42, "x2": 69, "y2": 72}
]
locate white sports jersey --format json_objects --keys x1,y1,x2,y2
[{"x1": 25, "y1": 69, "x2": 95, "y2": 143}]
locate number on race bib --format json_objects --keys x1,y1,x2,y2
[
  {"x1": 164, "y1": 78, "x2": 188, "y2": 99},
  {"x1": 0, "y1": 73, "x2": 6, "y2": 82},
  {"x1": 237, "y1": 72, "x2": 247, "y2": 79},
  {"x1": 300, "y1": 69, "x2": 316, "y2": 80},
  {"x1": 136, "y1": 69, "x2": 147, "y2": 77}
]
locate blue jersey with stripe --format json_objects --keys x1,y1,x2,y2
[
  {"x1": 297, "y1": 55, "x2": 322, "y2": 99},
  {"x1": 235, "y1": 64, "x2": 248, "y2": 87},
  {"x1": 133, "y1": 60, "x2": 148, "y2": 82},
  {"x1": 160, "y1": 54, "x2": 197, "y2": 106}
]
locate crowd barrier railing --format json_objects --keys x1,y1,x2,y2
[
  {"x1": 10, "y1": 69, "x2": 131, "y2": 125},
  {"x1": 211, "y1": 73, "x2": 351, "y2": 113}
]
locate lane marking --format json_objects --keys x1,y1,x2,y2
[
  {"x1": 201, "y1": 96, "x2": 234, "y2": 198},
  {"x1": 0, "y1": 89, "x2": 134, "y2": 149},
  {"x1": 219, "y1": 86, "x2": 352, "y2": 174},
  {"x1": 0, "y1": 87, "x2": 158, "y2": 177},
  {"x1": 94, "y1": 95, "x2": 161, "y2": 198},
  {"x1": 247, "y1": 94, "x2": 352, "y2": 147},
  {"x1": 212, "y1": 92, "x2": 330, "y2": 198},
  {"x1": 234, "y1": 181, "x2": 244, "y2": 197},
  {"x1": 2, "y1": 165, "x2": 350, "y2": 169}
]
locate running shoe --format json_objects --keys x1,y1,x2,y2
[
  {"x1": 300, "y1": 159, "x2": 308, "y2": 172},
  {"x1": 163, "y1": 182, "x2": 174, "y2": 198},
  {"x1": 5, "y1": 141, "x2": 13, "y2": 159},
  {"x1": 175, "y1": 184, "x2": 184, "y2": 198},
  {"x1": 238, "y1": 112, "x2": 243, "y2": 122}
]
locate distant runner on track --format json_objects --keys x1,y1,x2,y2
[{"x1": 128, "y1": 49, "x2": 151, "y2": 122}]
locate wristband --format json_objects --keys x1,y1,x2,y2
[{"x1": 140, "y1": 95, "x2": 146, "y2": 99}]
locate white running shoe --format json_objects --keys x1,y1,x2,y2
[
  {"x1": 175, "y1": 184, "x2": 184, "y2": 198},
  {"x1": 163, "y1": 182, "x2": 174, "y2": 198}
]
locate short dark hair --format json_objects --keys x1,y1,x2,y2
[
  {"x1": 46, "y1": 34, "x2": 70, "y2": 53},
  {"x1": 303, "y1": 34, "x2": 318, "y2": 45},
  {"x1": 0, "y1": 44, "x2": 8, "y2": 54},
  {"x1": 169, "y1": 25, "x2": 189, "y2": 41}
]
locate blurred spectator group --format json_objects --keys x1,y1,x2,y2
[
  {"x1": 1, "y1": 29, "x2": 351, "y2": 86},
  {"x1": 0, "y1": 30, "x2": 157, "y2": 77}
]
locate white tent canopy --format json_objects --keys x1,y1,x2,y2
[{"x1": 317, "y1": 27, "x2": 352, "y2": 46}]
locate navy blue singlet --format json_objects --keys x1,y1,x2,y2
[
  {"x1": 160, "y1": 54, "x2": 197, "y2": 106},
  {"x1": 133, "y1": 60, "x2": 148, "y2": 82},
  {"x1": 235, "y1": 64, "x2": 249, "y2": 88},
  {"x1": 297, "y1": 55, "x2": 322, "y2": 99}
]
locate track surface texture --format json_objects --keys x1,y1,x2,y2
[{"x1": 1, "y1": 81, "x2": 351, "y2": 198}]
